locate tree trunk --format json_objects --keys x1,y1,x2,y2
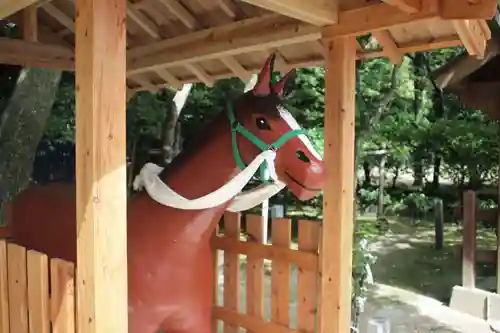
[
  {"x1": 362, "y1": 161, "x2": 371, "y2": 187},
  {"x1": 0, "y1": 68, "x2": 62, "y2": 210}
]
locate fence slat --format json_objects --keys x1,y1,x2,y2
[
  {"x1": 0, "y1": 240, "x2": 9, "y2": 333},
  {"x1": 271, "y1": 218, "x2": 291, "y2": 327},
  {"x1": 7, "y1": 243, "x2": 29, "y2": 333},
  {"x1": 223, "y1": 212, "x2": 241, "y2": 333},
  {"x1": 245, "y1": 215, "x2": 265, "y2": 332},
  {"x1": 211, "y1": 237, "x2": 317, "y2": 271},
  {"x1": 27, "y1": 250, "x2": 50, "y2": 333},
  {"x1": 50, "y1": 258, "x2": 75, "y2": 333},
  {"x1": 297, "y1": 220, "x2": 320, "y2": 333}
]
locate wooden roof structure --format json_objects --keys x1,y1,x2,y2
[
  {"x1": 0, "y1": 0, "x2": 498, "y2": 94},
  {"x1": 432, "y1": 11, "x2": 500, "y2": 119},
  {"x1": 1, "y1": 2, "x2": 499, "y2": 333}
]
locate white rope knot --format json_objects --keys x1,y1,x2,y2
[{"x1": 133, "y1": 150, "x2": 285, "y2": 211}]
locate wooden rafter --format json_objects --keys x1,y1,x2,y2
[
  {"x1": 42, "y1": 3, "x2": 75, "y2": 33},
  {"x1": 238, "y1": 0, "x2": 338, "y2": 26},
  {"x1": 220, "y1": 56, "x2": 251, "y2": 82},
  {"x1": 381, "y1": 0, "x2": 420, "y2": 13},
  {"x1": 156, "y1": 0, "x2": 199, "y2": 30},
  {"x1": 185, "y1": 63, "x2": 215, "y2": 87},
  {"x1": 127, "y1": 6, "x2": 160, "y2": 39},
  {"x1": 371, "y1": 30, "x2": 403, "y2": 64}
]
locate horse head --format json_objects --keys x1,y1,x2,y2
[{"x1": 228, "y1": 54, "x2": 326, "y2": 201}]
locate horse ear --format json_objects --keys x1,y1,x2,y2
[
  {"x1": 272, "y1": 69, "x2": 295, "y2": 97},
  {"x1": 252, "y1": 53, "x2": 276, "y2": 96}
]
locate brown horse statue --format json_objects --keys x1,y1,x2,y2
[{"x1": 5, "y1": 54, "x2": 326, "y2": 333}]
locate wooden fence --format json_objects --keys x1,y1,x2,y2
[
  {"x1": 0, "y1": 240, "x2": 75, "y2": 333},
  {"x1": 211, "y1": 212, "x2": 321, "y2": 333}
]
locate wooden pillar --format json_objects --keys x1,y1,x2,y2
[
  {"x1": 75, "y1": 0, "x2": 128, "y2": 333},
  {"x1": 319, "y1": 36, "x2": 357, "y2": 333}
]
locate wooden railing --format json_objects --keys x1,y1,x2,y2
[
  {"x1": 0, "y1": 240, "x2": 75, "y2": 333},
  {"x1": 211, "y1": 212, "x2": 321, "y2": 333}
]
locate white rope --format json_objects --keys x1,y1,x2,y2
[{"x1": 133, "y1": 150, "x2": 284, "y2": 211}]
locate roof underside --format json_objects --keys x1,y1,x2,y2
[{"x1": 0, "y1": 0, "x2": 498, "y2": 94}]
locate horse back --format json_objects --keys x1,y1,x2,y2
[{"x1": 10, "y1": 184, "x2": 77, "y2": 263}]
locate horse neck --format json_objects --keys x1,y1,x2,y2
[{"x1": 159, "y1": 113, "x2": 240, "y2": 198}]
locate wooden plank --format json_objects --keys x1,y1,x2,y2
[
  {"x1": 297, "y1": 220, "x2": 320, "y2": 333},
  {"x1": 223, "y1": 212, "x2": 241, "y2": 333},
  {"x1": 245, "y1": 215, "x2": 265, "y2": 332},
  {"x1": 238, "y1": 0, "x2": 338, "y2": 26},
  {"x1": 0, "y1": 240, "x2": 9, "y2": 333},
  {"x1": 270, "y1": 218, "x2": 291, "y2": 327},
  {"x1": 211, "y1": 235, "x2": 318, "y2": 271},
  {"x1": 50, "y1": 258, "x2": 75, "y2": 333},
  {"x1": 462, "y1": 190, "x2": 477, "y2": 288},
  {"x1": 27, "y1": 250, "x2": 50, "y2": 333},
  {"x1": 7, "y1": 243, "x2": 29, "y2": 333},
  {"x1": 319, "y1": 35, "x2": 357, "y2": 333},
  {"x1": 74, "y1": 0, "x2": 128, "y2": 333}
]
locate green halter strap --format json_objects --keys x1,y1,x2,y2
[{"x1": 226, "y1": 102, "x2": 308, "y2": 183}]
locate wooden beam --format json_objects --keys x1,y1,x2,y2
[
  {"x1": 129, "y1": 35, "x2": 462, "y2": 92},
  {"x1": 440, "y1": 0, "x2": 498, "y2": 19},
  {"x1": 238, "y1": 0, "x2": 338, "y2": 26},
  {"x1": 0, "y1": 37, "x2": 74, "y2": 70},
  {"x1": 381, "y1": 0, "x2": 420, "y2": 13},
  {"x1": 0, "y1": 0, "x2": 38, "y2": 19},
  {"x1": 453, "y1": 19, "x2": 488, "y2": 57},
  {"x1": 127, "y1": 14, "x2": 321, "y2": 74},
  {"x1": 320, "y1": 35, "x2": 356, "y2": 333},
  {"x1": 371, "y1": 30, "x2": 403, "y2": 64},
  {"x1": 75, "y1": 1, "x2": 128, "y2": 333},
  {"x1": 321, "y1": 0, "x2": 496, "y2": 39}
]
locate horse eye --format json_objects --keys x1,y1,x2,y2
[{"x1": 255, "y1": 117, "x2": 271, "y2": 130}]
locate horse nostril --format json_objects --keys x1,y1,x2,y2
[{"x1": 296, "y1": 150, "x2": 310, "y2": 163}]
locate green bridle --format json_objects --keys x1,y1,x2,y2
[{"x1": 226, "y1": 102, "x2": 308, "y2": 183}]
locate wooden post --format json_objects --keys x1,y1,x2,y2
[
  {"x1": 319, "y1": 36, "x2": 356, "y2": 333},
  {"x1": 75, "y1": 0, "x2": 128, "y2": 333},
  {"x1": 462, "y1": 190, "x2": 476, "y2": 288},
  {"x1": 434, "y1": 198, "x2": 444, "y2": 250}
]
